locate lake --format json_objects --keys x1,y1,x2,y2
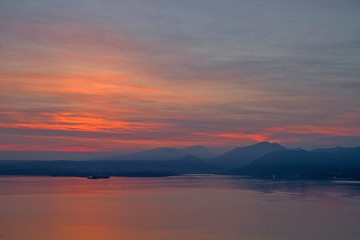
[{"x1": 0, "y1": 175, "x2": 360, "y2": 240}]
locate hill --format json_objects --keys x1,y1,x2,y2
[
  {"x1": 0, "y1": 154, "x2": 223, "y2": 177},
  {"x1": 230, "y1": 149, "x2": 360, "y2": 180},
  {"x1": 103, "y1": 145, "x2": 214, "y2": 161},
  {"x1": 210, "y1": 142, "x2": 286, "y2": 168}
]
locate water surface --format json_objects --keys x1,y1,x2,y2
[{"x1": 1, "y1": 175, "x2": 360, "y2": 240}]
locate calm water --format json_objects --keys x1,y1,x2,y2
[{"x1": 1, "y1": 175, "x2": 360, "y2": 240}]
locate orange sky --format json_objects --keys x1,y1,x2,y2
[{"x1": 1, "y1": 0, "x2": 360, "y2": 151}]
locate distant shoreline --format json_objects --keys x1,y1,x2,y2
[
  {"x1": 0, "y1": 172, "x2": 178, "y2": 178},
  {"x1": 1, "y1": 173, "x2": 359, "y2": 182}
]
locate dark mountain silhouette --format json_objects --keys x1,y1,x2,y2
[
  {"x1": 311, "y1": 146, "x2": 349, "y2": 154},
  {"x1": 311, "y1": 147, "x2": 360, "y2": 165},
  {"x1": 1, "y1": 143, "x2": 360, "y2": 180},
  {"x1": 182, "y1": 145, "x2": 214, "y2": 159},
  {"x1": 103, "y1": 145, "x2": 214, "y2": 161},
  {"x1": 175, "y1": 154, "x2": 204, "y2": 163},
  {"x1": 210, "y1": 142, "x2": 286, "y2": 168},
  {"x1": 152, "y1": 154, "x2": 222, "y2": 174},
  {"x1": 230, "y1": 149, "x2": 360, "y2": 180},
  {"x1": 0, "y1": 154, "x2": 222, "y2": 177}
]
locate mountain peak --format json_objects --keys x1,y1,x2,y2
[
  {"x1": 211, "y1": 142, "x2": 286, "y2": 168},
  {"x1": 183, "y1": 145, "x2": 207, "y2": 151},
  {"x1": 253, "y1": 142, "x2": 283, "y2": 147},
  {"x1": 254, "y1": 141, "x2": 272, "y2": 145},
  {"x1": 182, "y1": 145, "x2": 214, "y2": 159}
]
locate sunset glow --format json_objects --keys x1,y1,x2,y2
[{"x1": 1, "y1": 0, "x2": 360, "y2": 152}]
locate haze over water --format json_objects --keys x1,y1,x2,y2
[{"x1": 1, "y1": 175, "x2": 360, "y2": 240}]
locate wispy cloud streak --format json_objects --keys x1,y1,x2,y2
[{"x1": 1, "y1": 0, "x2": 359, "y2": 151}]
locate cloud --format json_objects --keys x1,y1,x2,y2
[{"x1": 0, "y1": 0, "x2": 359, "y2": 151}]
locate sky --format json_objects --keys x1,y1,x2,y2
[{"x1": 1, "y1": 0, "x2": 360, "y2": 152}]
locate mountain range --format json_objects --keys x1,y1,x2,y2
[
  {"x1": 1, "y1": 142, "x2": 359, "y2": 180},
  {"x1": 209, "y1": 142, "x2": 286, "y2": 168},
  {"x1": 231, "y1": 147, "x2": 360, "y2": 179},
  {"x1": 104, "y1": 145, "x2": 215, "y2": 161}
]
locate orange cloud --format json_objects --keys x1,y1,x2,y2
[
  {"x1": 215, "y1": 133, "x2": 268, "y2": 142},
  {"x1": 0, "y1": 111, "x2": 173, "y2": 133},
  {"x1": 1, "y1": 9, "x2": 359, "y2": 152}
]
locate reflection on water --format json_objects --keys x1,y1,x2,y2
[{"x1": 0, "y1": 175, "x2": 360, "y2": 240}]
